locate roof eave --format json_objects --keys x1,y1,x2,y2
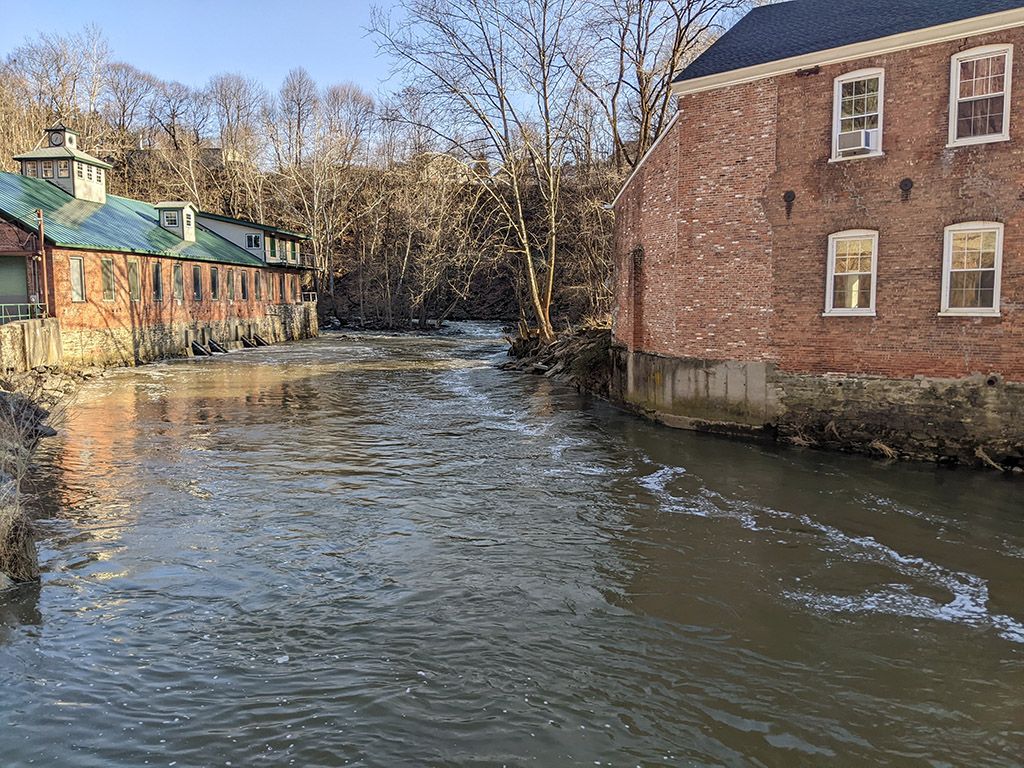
[{"x1": 672, "y1": 5, "x2": 1024, "y2": 96}]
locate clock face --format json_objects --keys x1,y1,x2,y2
[{"x1": 50, "y1": 133, "x2": 64, "y2": 146}]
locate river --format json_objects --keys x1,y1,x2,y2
[{"x1": 2, "y1": 326, "x2": 1022, "y2": 767}]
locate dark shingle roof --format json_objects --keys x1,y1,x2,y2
[
  {"x1": 0, "y1": 171, "x2": 265, "y2": 267},
  {"x1": 677, "y1": 0, "x2": 1024, "y2": 83}
]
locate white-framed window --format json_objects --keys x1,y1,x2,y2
[
  {"x1": 127, "y1": 259, "x2": 141, "y2": 302},
  {"x1": 941, "y1": 222, "x2": 1003, "y2": 315},
  {"x1": 76, "y1": 162, "x2": 83, "y2": 179},
  {"x1": 949, "y1": 45, "x2": 1012, "y2": 147},
  {"x1": 832, "y1": 69, "x2": 884, "y2": 160},
  {"x1": 97, "y1": 168, "x2": 104, "y2": 183},
  {"x1": 101, "y1": 258, "x2": 115, "y2": 301},
  {"x1": 246, "y1": 233, "x2": 261, "y2": 249},
  {"x1": 185, "y1": 212, "x2": 192, "y2": 227},
  {"x1": 164, "y1": 211, "x2": 179, "y2": 228},
  {"x1": 25, "y1": 161, "x2": 37, "y2": 177},
  {"x1": 825, "y1": 230, "x2": 878, "y2": 316},
  {"x1": 57, "y1": 160, "x2": 70, "y2": 178},
  {"x1": 41, "y1": 160, "x2": 53, "y2": 178},
  {"x1": 87, "y1": 165, "x2": 94, "y2": 181},
  {"x1": 69, "y1": 256, "x2": 86, "y2": 302}
]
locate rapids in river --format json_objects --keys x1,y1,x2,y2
[{"x1": 2, "y1": 325, "x2": 1022, "y2": 766}]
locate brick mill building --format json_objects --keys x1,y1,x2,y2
[
  {"x1": 611, "y1": 0, "x2": 1024, "y2": 467},
  {"x1": 0, "y1": 125, "x2": 316, "y2": 369}
]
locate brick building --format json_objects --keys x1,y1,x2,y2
[
  {"x1": 611, "y1": 0, "x2": 1024, "y2": 466},
  {"x1": 0, "y1": 125, "x2": 316, "y2": 369}
]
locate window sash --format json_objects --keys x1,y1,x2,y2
[
  {"x1": 825, "y1": 232, "x2": 877, "y2": 315},
  {"x1": 210, "y1": 266, "x2": 220, "y2": 300},
  {"x1": 153, "y1": 262, "x2": 163, "y2": 301},
  {"x1": 241, "y1": 272, "x2": 249, "y2": 301},
  {"x1": 943, "y1": 225, "x2": 1002, "y2": 313},
  {"x1": 254, "y1": 271, "x2": 262, "y2": 300},
  {"x1": 70, "y1": 257, "x2": 86, "y2": 302},
  {"x1": 950, "y1": 48, "x2": 1012, "y2": 144},
  {"x1": 101, "y1": 259, "x2": 115, "y2": 301},
  {"x1": 227, "y1": 268, "x2": 235, "y2": 301},
  {"x1": 127, "y1": 260, "x2": 141, "y2": 301},
  {"x1": 192, "y1": 265, "x2": 202, "y2": 301},
  {"x1": 173, "y1": 263, "x2": 184, "y2": 300}
]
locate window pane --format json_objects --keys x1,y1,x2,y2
[
  {"x1": 128, "y1": 260, "x2": 141, "y2": 301},
  {"x1": 153, "y1": 262, "x2": 163, "y2": 301},
  {"x1": 102, "y1": 259, "x2": 114, "y2": 301},
  {"x1": 70, "y1": 258, "x2": 85, "y2": 302},
  {"x1": 193, "y1": 265, "x2": 202, "y2": 300},
  {"x1": 174, "y1": 264, "x2": 184, "y2": 300}
]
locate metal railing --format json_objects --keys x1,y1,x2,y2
[{"x1": 0, "y1": 303, "x2": 45, "y2": 327}]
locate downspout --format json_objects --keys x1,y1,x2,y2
[{"x1": 35, "y1": 209, "x2": 50, "y2": 318}]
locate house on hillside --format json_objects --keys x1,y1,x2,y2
[
  {"x1": 611, "y1": 0, "x2": 1024, "y2": 467},
  {"x1": 197, "y1": 211, "x2": 312, "y2": 271},
  {"x1": 0, "y1": 124, "x2": 317, "y2": 369}
]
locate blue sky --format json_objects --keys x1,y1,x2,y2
[{"x1": 0, "y1": 0, "x2": 398, "y2": 95}]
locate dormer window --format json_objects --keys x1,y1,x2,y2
[
  {"x1": 87, "y1": 165, "x2": 94, "y2": 181},
  {"x1": 41, "y1": 161, "x2": 53, "y2": 178},
  {"x1": 58, "y1": 160, "x2": 70, "y2": 178},
  {"x1": 246, "y1": 233, "x2": 261, "y2": 249},
  {"x1": 96, "y1": 168, "x2": 103, "y2": 183},
  {"x1": 25, "y1": 162, "x2": 37, "y2": 177},
  {"x1": 164, "y1": 211, "x2": 179, "y2": 228},
  {"x1": 185, "y1": 212, "x2": 192, "y2": 227},
  {"x1": 76, "y1": 163, "x2": 83, "y2": 179}
]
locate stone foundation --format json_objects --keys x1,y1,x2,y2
[
  {"x1": 611, "y1": 346, "x2": 1024, "y2": 470},
  {"x1": 0, "y1": 319, "x2": 62, "y2": 372}
]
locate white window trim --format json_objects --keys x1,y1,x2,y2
[
  {"x1": 948, "y1": 44, "x2": 1013, "y2": 148},
  {"x1": 830, "y1": 68, "x2": 885, "y2": 162},
  {"x1": 164, "y1": 211, "x2": 179, "y2": 227},
  {"x1": 824, "y1": 229, "x2": 878, "y2": 316},
  {"x1": 940, "y1": 221, "x2": 1003, "y2": 316},
  {"x1": 69, "y1": 256, "x2": 86, "y2": 303}
]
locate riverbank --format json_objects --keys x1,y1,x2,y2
[
  {"x1": 0, "y1": 366, "x2": 73, "y2": 589},
  {"x1": 505, "y1": 329, "x2": 1024, "y2": 473}
]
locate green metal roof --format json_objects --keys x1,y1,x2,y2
[
  {"x1": 0, "y1": 170, "x2": 266, "y2": 267},
  {"x1": 197, "y1": 210, "x2": 311, "y2": 240},
  {"x1": 13, "y1": 145, "x2": 113, "y2": 169}
]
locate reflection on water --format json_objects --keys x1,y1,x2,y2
[{"x1": 2, "y1": 326, "x2": 1023, "y2": 767}]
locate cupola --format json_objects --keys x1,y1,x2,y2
[
  {"x1": 155, "y1": 201, "x2": 197, "y2": 242},
  {"x1": 13, "y1": 123, "x2": 112, "y2": 205}
]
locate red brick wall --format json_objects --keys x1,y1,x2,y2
[
  {"x1": 614, "y1": 79, "x2": 778, "y2": 362},
  {"x1": 614, "y1": 27, "x2": 1024, "y2": 381},
  {"x1": 769, "y1": 29, "x2": 1024, "y2": 380},
  {"x1": 46, "y1": 247, "x2": 303, "y2": 332}
]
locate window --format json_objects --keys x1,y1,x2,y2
[
  {"x1": 227, "y1": 268, "x2": 235, "y2": 301},
  {"x1": 70, "y1": 257, "x2": 86, "y2": 302},
  {"x1": 185, "y1": 212, "x2": 192, "y2": 227},
  {"x1": 101, "y1": 258, "x2": 115, "y2": 301},
  {"x1": 127, "y1": 259, "x2": 141, "y2": 302},
  {"x1": 87, "y1": 165, "x2": 94, "y2": 181},
  {"x1": 241, "y1": 271, "x2": 249, "y2": 301},
  {"x1": 289, "y1": 241, "x2": 297, "y2": 262},
  {"x1": 153, "y1": 262, "x2": 163, "y2": 301},
  {"x1": 293, "y1": 275, "x2": 299, "y2": 303},
  {"x1": 173, "y1": 263, "x2": 184, "y2": 300},
  {"x1": 58, "y1": 160, "x2": 70, "y2": 178},
  {"x1": 949, "y1": 46, "x2": 1012, "y2": 146},
  {"x1": 42, "y1": 161, "x2": 53, "y2": 178},
  {"x1": 76, "y1": 163, "x2": 83, "y2": 179},
  {"x1": 941, "y1": 222, "x2": 1002, "y2": 315},
  {"x1": 267, "y1": 272, "x2": 274, "y2": 301},
  {"x1": 254, "y1": 271, "x2": 262, "y2": 300},
  {"x1": 825, "y1": 230, "x2": 877, "y2": 315},
  {"x1": 210, "y1": 266, "x2": 220, "y2": 300},
  {"x1": 164, "y1": 211, "x2": 179, "y2": 228},
  {"x1": 246, "y1": 233, "x2": 261, "y2": 249},
  {"x1": 832, "y1": 70, "x2": 883, "y2": 160},
  {"x1": 279, "y1": 273, "x2": 285, "y2": 302},
  {"x1": 270, "y1": 238, "x2": 277, "y2": 260},
  {"x1": 25, "y1": 161, "x2": 37, "y2": 177},
  {"x1": 192, "y1": 264, "x2": 203, "y2": 301}
]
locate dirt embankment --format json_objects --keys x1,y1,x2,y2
[{"x1": 500, "y1": 328, "x2": 613, "y2": 397}]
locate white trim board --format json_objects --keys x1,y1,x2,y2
[
  {"x1": 610, "y1": 111, "x2": 682, "y2": 209},
  {"x1": 672, "y1": 7, "x2": 1024, "y2": 96}
]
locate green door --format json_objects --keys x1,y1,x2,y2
[{"x1": 0, "y1": 256, "x2": 28, "y2": 305}]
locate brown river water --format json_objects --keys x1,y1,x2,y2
[{"x1": 1, "y1": 326, "x2": 1023, "y2": 767}]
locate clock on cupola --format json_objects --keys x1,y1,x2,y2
[{"x1": 46, "y1": 123, "x2": 77, "y2": 149}]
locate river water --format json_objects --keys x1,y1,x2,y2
[{"x1": 2, "y1": 326, "x2": 1022, "y2": 767}]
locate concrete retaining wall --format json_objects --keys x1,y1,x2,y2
[
  {"x1": 611, "y1": 346, "x2": 1024, "y2": 468},
  {"x1": 0, "y1": 319, "x2": 63, "y2": 372}
]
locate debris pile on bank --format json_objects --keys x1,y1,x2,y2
[
  {"x1": 0, "y1": 369, "x2": 73, "y2": 590},
  {"x1": 500, "y1": 327, "x2": 613, "y2": 396}
]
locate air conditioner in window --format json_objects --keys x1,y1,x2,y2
[{"x1": 838, "y1": 128, "x2": 879, "y2": 154}]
